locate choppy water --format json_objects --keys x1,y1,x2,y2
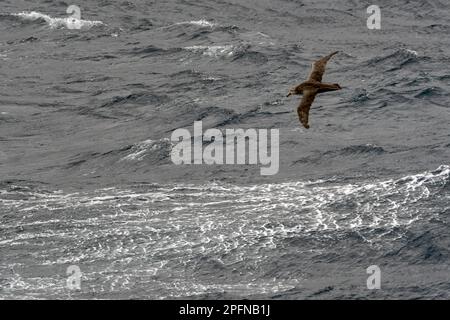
[{"x1": 0, "y1": 0, "x2": 449, "y2": 299}]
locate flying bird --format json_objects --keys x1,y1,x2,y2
[{"x1": 287, "y1": 51, "x2": 341, "y2": 129}]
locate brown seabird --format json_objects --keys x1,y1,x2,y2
[{"x1": 287, "y1": 51, "x2": 341, "y2": 129}]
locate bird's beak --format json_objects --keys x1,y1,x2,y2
[{"x1": 287, "y1": 92, "x2": 292, "y2": 97}]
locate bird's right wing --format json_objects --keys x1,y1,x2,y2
[
  {"x1": 297, "y1": 89, "x2": 318, "y2": 129},
  {"x1": 307, "y1": 51, "x2": 339, "y2": 82}
]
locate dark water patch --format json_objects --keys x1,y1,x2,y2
[
  {"x1": 384, "y1": 230, "x2": 449, "y2": 264},
  {"x1": 370, "y1": 88, "x2": 414, "y2": 104},
  {"x1": 77, "y1": 106, "x2": 120, "y2": 120},
  {"x1": 293, "y1": 144, "x2": 387, "y2": 166},
  {"x1": 423, "y1": 24, "x2": 450, "y2": 33},
  {"x1": 401, "y1": 75, "x2": 433, "y2": 87},
  {"x1": 20, "y1": 36, "x2": 39, "y2": 43},
  {"x1": 100, "y1": 145, "x2": 134, "y2": 157},
  {"x1": 0, "y1": 114, "x2": 19, "y2": 124},
  {"x1": 122, "y1": 16, "x2": 153, "y2": 31},
  {"x1": 50, "y1": 85, "x2": 85, "y2": 94},
  {"x1": 215, "y1": 25, "x2": 240, "y2": 33},
  {"x1": 98, "y1": 92, "x2": 171, "y2": 109},
  {"x1": 194, "y1": 106, "x2": 237, "y2": 122},
  {"x1": 336, "y1": 144, "x2": 386, "y2": 156},
  {"x1": 437, "y1": 75, "x2": 450, "y2": 81},
  {"x1": 169, "y1": 69, "x2": 203, "y2": 79},
  {"x1": 76, "y1": 54, "x2": 118, "y2": 61},
  {"x1": 66, "y1": 76, "x2": 115, "y2": 85},
  {"x1": 122, "y1": 45, "x2": 181, "y2": 57},
  {"x1": 184, "y1": 29, "x2": 215, "y2": 41},
  {"x1": 386, "y1": 58, "x2": 419, "y2": 72},
  {"x1": 213, "y1": 106, "x2": 281, "y2": 127},
  {"x1": 232, "y1": 49, "x2": 268, "y2": 64},
  {"x1": 64, "y1": 152, "x2": 101, "y2": 169},
  {"x1": 349, "y1": 88, "x2": 370, "y2": 102},
  {"x1": 0, "y1": 180, "x2": 49, "y2": 195},
  {"x1": 414, "y1": 87, "x2": 447, "y2": 99},
  {"x1": 309, "y1": 286, "x2": 334, "y2": 297},
  {"x1": 362, "y1": 49, "x2": 425, "y2": 72}
]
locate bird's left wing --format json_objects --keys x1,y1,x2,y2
[{"x1": 297, "y1": 89, "x2": 318, "y2": 129}]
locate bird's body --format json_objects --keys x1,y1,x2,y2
[{"x1": 287, "y1": 51, "x2": 341, "y2": 128}]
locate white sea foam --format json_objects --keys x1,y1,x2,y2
[
  {"x1": 176, "y1": 19, "x2": 217, "y2": 27},
  {"x1": 121, "y1": 138, "x2": 172, "y2": 161},
  {"x1": 184, "y1": 45, "x2": 236, "y2": 57},
  {"x1": 404, "y1": 48, "x2": 418, "y2": 56},
  {"x1": 121, "y1": 139, "x2": 155, "y2": 161},
  {"x1": 1, "y1": 165, "x2": 447, "y2": 232},
  {"x1": 1, "y1": 165, "x2": 448, "y2": 299},
  {"x1": 11, "y1": 11, "x2": 104, "y2": 29}
]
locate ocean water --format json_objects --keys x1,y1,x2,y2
[{"x1": 0, "y1": 0, "x2": 449, "y2": 299}]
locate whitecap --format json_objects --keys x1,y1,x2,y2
[
  {"x1": 121, "y1": 138, "x2": 172, "y2": 161},
  {"x1": 184, "y1": 45, "x2": 235, "y2": 57},
  {"x1": 11, "y1": 11, "x2": 104, "y2": 29},
  {"x1": 176, "y1": 19, "x2": 217, "y2": 27},
  {"x1": 404, "y1": 49, "x2": 418, "y2": 56}
]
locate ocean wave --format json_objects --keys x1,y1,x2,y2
[
  {"x1": 414, "y1": 87, "x2": 447, "y2": 99},
  {"x1": 176, "y1": 19, "x2": 217, "y2": 28},
  {"x1": 77, "y1": 92, "x2": 170, "y2": 119},
  {"x1": 363, "y1": 48, "x2": 423, "y2": 71},
  {"x1": 0, "y1": 165, "x2": 448, "y2": 298},
  {"x1": 184, "y1": 44, "x2": 237, "y2": 57},
  {"x1": 122, "y1": 45, "x2": 181, "y2": 57},
  {"x1": 295, "y1": 144, "x2": 387, "y2": 165},
  {"x1": 332, "y1": 144, "x2": 386, "y2": 156},
  {"x1": 349, "y1": 88, "x2": 370, "y2": 102},
  {"x1": 98, "y1": 92, "x2": 170, "y2": 108},
  {"x1": 183, "y1": 44, "x2": 267, "y2": 63},
  {"x1": 10, "y1": 11, "x2": 104, "y2": 29},
  {"x1": 155, "y1": 19, "x2": 219, "y2": 32},
  {"x1": 120, "y1": 138, "x2": 173, "y2": 162},
  {"x1": 2, "y1": 165, "x2": 448, "y2": 232}
]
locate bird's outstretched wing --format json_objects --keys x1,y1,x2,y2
[
  {"x1": 307, "y1": 51, "x2": 339, "y2": 83},
  {"x1": 297, "y1": 89, "x2": 318, "y2": 129}
]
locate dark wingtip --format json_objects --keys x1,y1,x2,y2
[
  {"x1": 330, "y1": 51, "x2": 339, "y2": 57},
  {"x1": 322, "y1": 51, "x2": 339, "y2": 62}
]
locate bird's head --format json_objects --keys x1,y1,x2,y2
[
  {"x1": 287, "y1": 86, "x2": 301, "y2": 97},
  {"x1": 287, "y1": 88, "x2": 296, "y2": 97}
]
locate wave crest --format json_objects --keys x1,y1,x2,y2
[{"x1": 11, "y1": 11, "x2": 104, "y2": 29}]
